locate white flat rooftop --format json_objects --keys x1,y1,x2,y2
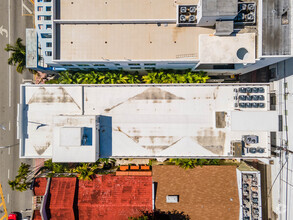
[
  {"x1": 19, "y1": 84, "x2": 274, "y2": 160},
  {"x1": 199, "y1": 33, "x2": 256, "y2": 64}
]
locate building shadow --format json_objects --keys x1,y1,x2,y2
[{"x1": 99, "y1": 115, "x2": 112, "y2": 158}]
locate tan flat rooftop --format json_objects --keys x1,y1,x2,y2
[
  {"x1": 57, "y1": 0, "x2": 198, "y2": 20},
  {"x1": 57, "y1": 24, "x2": 214, "y2": 61}
]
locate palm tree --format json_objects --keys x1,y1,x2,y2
[
  {"x1": 77, "y1": 72, "x2": 97, "y2": 84},
  {"x1": 169, "y1": 158, "x2": 198, "y2": 170},
  {"x1": 8, "y1": 180, "x2": 19, "y2": 191},
  {"x1": 17, "y1": 163, "x2": 31, "y2": 177},
  {"x1": 142, "y1": 72, "x2": 164, "y2": 83},
  {"x1": 5, "y1": 38, "x2": 27, "y2": 73},
  {"x1": 97, "y1": 158, "x2": 116, "y2": 169},
  {"x1": 8, "y1": 162, "x2": 33, "y2": 192},
  {"x1": 57, "y1": 71, "x2": 74, "y2": 84},
  {"x1": 74, "y1": 163, "x2": 95, "y2": 181},
  {"x1": 127, "y1": 73, "x2": 141, "y2": 84}
]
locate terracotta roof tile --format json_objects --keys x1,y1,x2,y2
[
  {"x1": 32, "y1": 210, "x2": 42, "y2": 220},
  {"x1": 47, "y1": 177, "x2": 76, "y2": 220},
  {"x1": 43, "y1": 175, "x2": 152, "y2": 220},
  {"x1": 78, "y1": 175, "x2": 153, "y2": 220},
  {"x1": 33, "y1": 178, "x2": 47, "y2": 196}
]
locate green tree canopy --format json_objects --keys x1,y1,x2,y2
[
  {"x1": 5, "y1": 38, "x2": 26, "y2": 73},
  {"x1": 46, "y1": 70, "x2": 209, "y2": 84}
]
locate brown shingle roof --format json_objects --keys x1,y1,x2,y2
[{"x1": 152, "y1": 165, "x2": 240, "y2": 220}]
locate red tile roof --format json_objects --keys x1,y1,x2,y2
[
  {"x1": 78, "y1": 175, "x2": 152, "y2": 220},
  {"x1": 33, "y1": 178, "x2": 47, "y2": 196},
  {"x1": 47, "y1": 177, "x2": 76, "y2": 220},
  {"x1": 39, "y1": 175, "x2": 152, "y2": 220},
  {"x1": 32, "y1": 210, "x2": 42, "y2": 220}
]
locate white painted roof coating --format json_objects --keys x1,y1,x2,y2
[
  {"x1": 52, "y1": 115, "x2": 99, "y2": 162},
  {"x1": 19, "y1": 84, "x2": 274, "y2": 161},
  {"x1": 199, "y1": 33, "x2": 256, "y2": 64}
]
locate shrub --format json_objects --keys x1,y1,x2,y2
[{"x1": 46, "y1": 70, "x2": 209, "y2": 84}]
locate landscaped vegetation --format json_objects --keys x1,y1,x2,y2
[
  {"x1": 168, "y1": 158, "x2": 234, "y2": 170},
  {"x1": 8, "y1": 158, "x2": 117, "y2": 191},
  {"x1": 46, "y1": 70, "x2": 209, "y2": 84},
  {"x1": 8, "y1": 163, "x2": 33, "y2": 192},
  {"x1": 4, "y1": 38, "x2": 31, "y2": 74}
]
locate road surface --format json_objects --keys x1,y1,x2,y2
[{"x1": 0, "y1": 0, "x2": 34, "y2": 217}]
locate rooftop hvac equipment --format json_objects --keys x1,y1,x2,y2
[
  {"x1": 252, "y1": 103, "x2": 259, "y2": 108},
  {"x1": 258, "y1": 87, "x2": 265, "y2": 93},
  {"x1": 241, "y1": 3, "x2": 247, "y2": 11},
  {"x1": 189, "y1": 15, "x2": 196, "y2": 22},
  {"x1": 246, "y1": 13, "x2": 254, "y2": 21},
  {"x1": 177, "y1": 5, "x2": 197, "y2": 26},
  {"x1": 249, "y1": 147, "x2": 257, "y2": 153},
  {"x1": 180, "y1": 15, "x2": 186, "y2": 22},
  {"x1": 252, "y1": 208, "x2": 259, "y2": 215},
  {"x1": 257, "y1": 147, "x2": 265, "y2": 153},
  {"x1": 239, "y1": 95, "x2": 246, "y2": 101},
  {"x1": 239, "y1": 87, "x2": 247, "y2": 93},
  {"x1": 189, "y1": 6, "x2": 196, "y2": 13},
  {"x1": 248, "y1": 4, "x2": 255, "y2": 11},
  {"x1": 235, "y1": 2, "x2": 256, "y2": 24},
  {"x1": 258, "y1": 95, "x2": 265, "y2": 100},
  {"x1": 252, "y1": 87, "x2": 259, "y2": 93},
  {"x1": 252, "y1": 192, "x2": 258, "y2": 198},
  {"x1": 180, "y1": 6, "x2": 187, "y2": 13},
  {"x1": 239, "y1": 103, "x2": 246, "y2": 108},
  {"x1": 252, "y1": 95, "x2": 259, "y2": 101},
  {"x1": 246, "y1": 95, "x2": 253, "y2": 101},
  {"x1": 246, "y1": 103, "x2": 252, "y2": 108},
  {"x1": 252, "y1": 198, "x2": 258, "y2": 203},
  {"x1": 259, "y1": 103, "x2": 265, "y2": 108},
  {"x1": 246, "y1": 87, "x2": 252, "y2": 93},
  {"x1": 244, "y1": 135, "x2": 259, "y2": 144}
]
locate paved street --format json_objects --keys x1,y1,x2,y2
[{"x1": 0, "y1": 0, "x2": 34, "y2": 217}]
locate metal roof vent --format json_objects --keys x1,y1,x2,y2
[
  {"x1": 166, "y1": 195, "x2": 179, "y2": 203},
  {"x1": 215, "y1": 20, "x2": 234, "y2": 36}
]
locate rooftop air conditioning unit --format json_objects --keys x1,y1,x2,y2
[
  {"x1": 180, "y1": 15, "x2": 186, "y2": 22},
  {"x1": 180, "y1": 7, "x2": 187, "y2": 13},
  {"x1": 252, "y1": 87, "x2": 259, "y2": 93},
  {"x1": 246, "y1": 13, "x2": 254, "y2": 21},
  {"x1": 244, "y1": 135, "x2": 259, "y2": 144},
  {"x1": 189, "y1": 6, "x2": 196, "y2": 13},
  {"x1": 189, "y1": 15, "x2": 196, "y2": 22},
  {"x1": 241, "y1": 3, "x2": 247, "y2": 11},
  {"x1": 248, "y1": 4, "x2": 255, "y2": 11},
  {"x1": 252, "y1": 103, "x2": 259, "y2": 108},
  {"x1": 258, "y1": 87, "x2": 265, "y2": 93}
]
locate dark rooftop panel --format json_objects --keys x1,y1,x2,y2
[{"x1": 262, "y1": 0, "x2": 291, "y2": 55}]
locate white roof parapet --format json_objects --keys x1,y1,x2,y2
[{"x1": 18, "y1": 83, "x2": 274, "y2": 161}]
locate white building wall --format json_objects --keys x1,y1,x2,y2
[{"x1": 270, "y1": 59, "x2": 293, "y2": 220}]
